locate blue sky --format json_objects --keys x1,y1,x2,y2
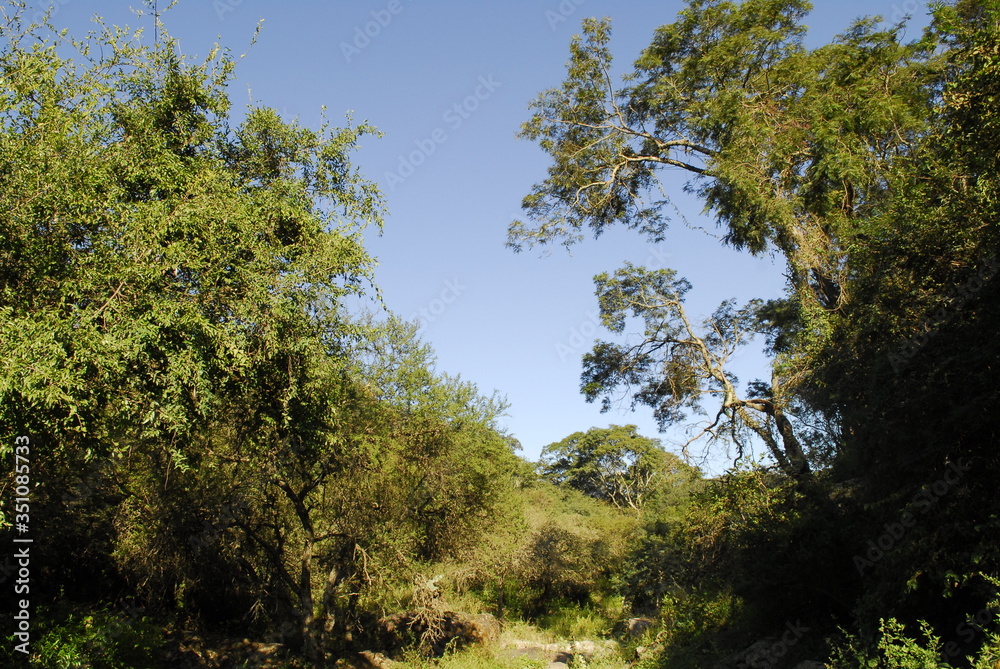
[{"x1": 42, "y1": 0, "x2": 931, "y2": 473}]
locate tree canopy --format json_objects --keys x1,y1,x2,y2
[{"x1": 539, "y1": 424, "x2": 694, "y2": 509}]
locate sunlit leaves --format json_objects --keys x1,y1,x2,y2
[{"x1": 0, "y1": 10, "x2": 384, "y2": 465}]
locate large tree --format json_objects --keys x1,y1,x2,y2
[
  {"x1": 0, "y1": 9, "x2": 383, "y2": 464},
  {"x1": 509, "y1": 0, "x2": 939, "y2": 472}
]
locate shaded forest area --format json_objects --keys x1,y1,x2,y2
[{"x1": 1, "y1": 0, "x2": 999, "y2": 667}]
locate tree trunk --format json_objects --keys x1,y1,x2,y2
[
  {"x1": 741, "y1": 399, "x2": 810, "y2": 476},
  {"x1": 773, "y1": 404, "x2": 810, "y2": 476},
  {"x1": 298, "y1": 539, "x2": 322, "y2": 665}
]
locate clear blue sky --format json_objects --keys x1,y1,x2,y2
[{"x1": 42, "y1": 0, "x2": 931, "y2": 473}]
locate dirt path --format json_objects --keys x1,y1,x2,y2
[{"x1": 500, "y1": 637, "x2": 621, "y2": 667}]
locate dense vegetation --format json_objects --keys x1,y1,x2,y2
[{"x1": 1, "y1": 0, "x2": 998, "y2": 667}]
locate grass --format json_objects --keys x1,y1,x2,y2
[
  {"x1": 394, "y1": 644, "x2": 547, "y2": 669},
  {"x1": 389, "y1": 609, "x2": 631, "y2": 669}
]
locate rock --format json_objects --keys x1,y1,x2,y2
[
  {"x1": 468, "y1": 613, "x2": 502, "y2": 644},
  {"x1": 625, "y1": 617, "x2": 655, "y2": 638},
  {"x1": 502, "y1": 638, "x2": 617, "y2": 665},
  {"x1": 358, "y1": 650, "x2": 395, "y2": 668},
  {"x1": 793, "y1": 662, "x2": 827, "y2": 668},
  {"x1": 336, "y1": 651, "x2": 396, "y2": 669},
  {"x1": 374, "y1": 610, "x2": 500, "y2": 656}
]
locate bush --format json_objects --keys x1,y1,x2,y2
[
  {"x1": 454, "y1": 479, "x2": 635, "y2": 621},
  {"x1": 830, "y1": 578, "x2": 1000, "y2": 669},
  {"x1": 830, "y1": 618, "x2": 946, "y2": 669},
  {"x1": 15, "y1": 605, "x2": 163, "y2": 669},
  {"x1": 538, "y1": 596, "x2": 626, "y2": 641}
]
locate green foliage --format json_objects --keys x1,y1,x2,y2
[
  {"x1": 658, "y1": 589, "x2": 742, "y2": 653},
  {"x1": 792, "y1": 1, "x2": 1000, "y2": 646},
  {"x1": 830, "y1": 619, "x2": 949, "y2": 669},
  {"x1": 8, "y1": 605, "x2": 163, "y2": 669},
  {"x1": 0, "y1": 7, "x2": 525, "y2": 664},
  {"x1": 0, "y1": 12, "x2": 382, "y2": 459},
  {"x1": 539, "y1": 424, "x2": 694, "y2": 510},
  {"x1": 537, "y1": 601, "x2": 622, "y2": 641},
  {"x1": 622, "y1": 468, "x2": 792, "y2": 614},
  {"x1": 832, "y1": 578, "x2": 1000, "y2": 669},
  {"x1": 454, "y1": 477, "x2": 635, "y2": 622}
]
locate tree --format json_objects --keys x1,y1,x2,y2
[
  {"x1": 510, "y1": 1, "x2": 935, "y2": 310},
  {"x1": 0, "y1": 6, "x2": 393, "y2": 660},
  {"x1": 108, "y1": 313, "x2": 524, "y2": 657},
  {"x1": 580, "y1": 265, "x2": 811, "y2": 475},
  {"x1": 790, "y1": 0, "x2": 1000, "y2": 634},
  {"x1": 807, "y1": 0, "x2": 1000, "y2": 479},
  {"x1": 509, "y1": 0, "x2": 940, "y2": 470},
  {"x1": 0, "y1": 6, "x2": 384, "y2": 470},
  {"x1": 540, "y1": 423, "x2": 694, "y2": 508}
]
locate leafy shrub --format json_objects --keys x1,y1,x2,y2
[
  {"x1": 658, "y1": 588, "x2": 741, "y2": 649},
  {"x1": 25, "y1": 605, "x2": 162, "y2": 669},
  {"x1": 455, "y1": 479, "x2": 635, "y2": 620},
  {"x1": 830, "y1": 618, "x2": 946, "y2": 669},
  {"x1": 830, "y1": 578, "x2": 1000, "y2": 669},
  {"x1": 537, "y1": 597, "x2": 625, "y2": 641}
]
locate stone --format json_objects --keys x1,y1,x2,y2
[
  {"x1": 626, "y1": 617, "x2": 655, "y2": 638},
  {"x1": 374, "y1": 610, "x2": 500, "y2": 656}
]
